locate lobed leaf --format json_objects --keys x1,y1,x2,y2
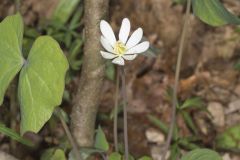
[
  {"x1": 0, "y1": 13, "x2": 24, "y2": 105},
  {"x1": 18, "y1": 36, "x2": 69, "y2": 134}
]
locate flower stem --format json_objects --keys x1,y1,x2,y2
[
  {"x1": 15, "y1": 0, "x2": 20, "y2": 13},
  {"x1": 162, "y1": 0, "x2": 191, "y2": 159},
  {"x1": 56, "y1": 108, "x2": 82, "y2": 160},
  {"x1": 120, "y1": 67, "x2": 129, "y2": 160},
  {"x1": 114, "y1": 67, "x2": 120, "y2": 152}
]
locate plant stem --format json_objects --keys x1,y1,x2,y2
[
  {"x1": 9, "y1": 79, "x2": 18, "y2": 152},
  {"x1": 114, "y1": 67, "x2": 120, "y2": 152},
  {"x1": 15, "y1": 0, "x2": 20, "y2": 13},
  {"x1": 56, "y1": 108, "x2": 81, "y2": 160},
  {"x1": 120, "y1": 67, "x2": 129, "y2": 160},
  {"x1": 162, "y1": 0, "x2": 191, "y2": 160}
]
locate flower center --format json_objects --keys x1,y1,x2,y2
[{"x1": 114, "y1": 41, "x2": 127, "y2": 56}]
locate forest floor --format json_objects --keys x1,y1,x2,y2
[{"x1": 1, "y1": 0, "x2": 240, "y2": 159}]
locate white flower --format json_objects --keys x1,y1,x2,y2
[{"x1": 100, "y1": 18, "x2": 150, "y2": 66}]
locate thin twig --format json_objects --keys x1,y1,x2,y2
[
  {"x1": 120, "y1": 67, "x2": 129, "y2": 160},
  {"x1": 114, "y1": 67, "x2": 120, "y2": 152},
  {"x1": 56, "y1": 108, "x2": 82, "y2": 160},
  {"x1": 162, "y1": 0, "x2": 192, "y2": 160}
]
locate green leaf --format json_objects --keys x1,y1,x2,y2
[
  {"x1": 80, "y1": 148, "x2": 105, "y2": 160},
  {"x1": 23, "y1": 27, "x2": 40, "y2": 57},
  {"x1": 18, "y1": 36, "x2": 69, "y2": 134},
  {"x1": 68, "y1": 39, "x2": 83, "y2": 70},
  {"x1": 165, "y1": 87, "x2": 181, "y2": 109},
  {"x1": 109, "y1": 152, "x2": 122, "y2": 160},
  {"x1": 147, "y1": 115, "x2": 178, "y2": 140},
  {"x1": 129, "y1": 155, "x2": 135, "y2": 160},
  {"x1": 0, "y1": 123, "x2": 33, "y2": 147},
  {"x1": 68, "y1": 148, "x2": 105, "y2": 160},
  {"x1": 216, "y1": 125, "x2": 240, "y2": 151},
  {"x1": 41, "y1": 148, "x2": 66, "y2": 160},
  {"x1": 180, "y1": 97, "x2": 203, "y2": 110},
  {"x1": 178, "y1": 138, "x2": 200, "y2": 150},
  {"x1": 52, "y1": 0, "x2": 81, "y2": 24},
  {"x1": 170, "y1": 143, "x2": 181, "y2": 160},
  {"x1": 234, "y1": 61, "x2": 240, "y2": 70},
  {"x1": 147, "y1": 115, "x2": 168, "y2": 134},
  {"x1": 110, "y1": 104, "x2": 123, "y2": 120},
  {"x1": 181, "y1": 149, "x2": 222, "y2": 160},
  {"x1": 0, "y1": 13, "x2": 24, "y2": 105},
  {"x1": 181, "y1": 111, "x2": 198, "y2": 135},
  {"x1": 173, "y1": 0, "x2": 186, "y2": 5},
  {"x1": 69, "y1": 6, "x2": 83, "y2": 30},
  {"x1": 192, "y1": 0, "x2": 240, "y2": 26},
  {"x1": 138, "y1": 156, "x2": 152, "y2": 160},
  {"x1": 94, "y1": 126, "x2": 109, "y2": 151}
]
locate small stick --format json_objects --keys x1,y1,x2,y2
[
  {"x1": 162, "y1": 0, "x2": 192, "y2": 160},
  {"x1": 56, "y1": 108, "x2": 82, "y2": 160},
  {"x1": 114, "y1": 67, "x2": 120, "y2": 152},
  {"x1": 120, "y1": 67, "x2": 129, "y2": 160}
]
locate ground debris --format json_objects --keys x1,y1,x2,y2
[{"x1": 207, "y1": 102, "x2": 225, "y2": 127}]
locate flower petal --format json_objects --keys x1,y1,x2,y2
[
  {"x1": 100, "y1": 36, "x2": 114, "y2": 53},
  {"x1": 126, "y1": 41, "x2": 150, "y2": 54},
  {"x1": 119, "y1": 18, "x2": 131, "y2": 44},
  {"x1": 122, "y1": 54, "x2": 137, "y2": 61},
  {"x1": 126, "y1": 28, "x2": 143, "y2": 49},
  {"x1": 100, "y1": 51, "x2": 117, "y2": 59},
  {"x1": 100, "y1": 20, "x2": 116, "y2": 46},
  {"x1": 112, "y1": 56, "x2": 125, "y2": 65}
]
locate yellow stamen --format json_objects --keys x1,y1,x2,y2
[{"x1": 114, "y1": 41, "x2": 126, "y2": 56}]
